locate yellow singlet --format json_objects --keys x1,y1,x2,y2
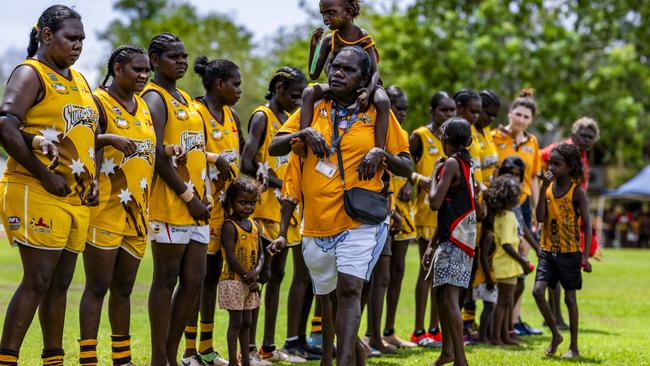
[
  {"x1": 391, "y1": 129, "x2": 416, "y2": 241},
  {"x1": 220, "y1": 218, "x2": 260, "y2": 281},
  {"x1": 2, "y1": 59, "x2": 98, "y2": 205},
  {"x1": 469, "y1": 125, "x2": 484, "y2": 185},
  {"x1": 251, "y1": 106, "x2": 291, "y2": 223},
  {"x1": 90, "y1": 87, "x2": 156, "y2": 237},
  {"x1": 475, "y1": 126, "x2": 499, "y2": 186},
  {"x1": 541, "y1": 183, "x2": 581, "y2": 253},
  {"x1": 141, "y1": 81, "x2": 207, "y2": 225},
  {"x1": 412, "y1": 125, "x2": 445, "y2": 229}
]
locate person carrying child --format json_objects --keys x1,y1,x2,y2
[
  {"x1": 533, "y1": 143, "x2": 592, "y2": 358},
  {"x1": 422, "y1": 117, "x2": 477, "y2": 366},
  {"x1": 218, "y1": 178, "x2": 265, "y2": 366}
]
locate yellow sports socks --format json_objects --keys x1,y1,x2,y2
[
  {"x1": 111, "y1": 334, "x2": 132, "y2": 365},
  {"x1": 0, "y1": 349, "x2": 18, "y2": 366},
  {"x1": 184, "y1": 325, "x2": 198, "y2": 353},
  {"x1": 41, "y1": 348, "x2": 64, "y2": 366},
  {"x1": 462, "y1": 309, "x2": 476, "y2": 322},
  {"x1": 311, "y1": 316, "x2": 322, "y2": 333},
  {"x1": 198, "y1": 322, "x2": 214, "y2": 354},
  {"x1": 78, "y1": 339, "x2": 98, "y2": 365}
]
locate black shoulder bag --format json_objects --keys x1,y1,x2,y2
[{"x1": 332, "y1": 104, "x2": 388, "y2": 225}]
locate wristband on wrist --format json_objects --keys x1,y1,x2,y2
[
  {"x1": 206, "y1": 152, "x2": 219, "y2": 164},
  {"x1": 180, "y1": 188, "x2": 194, "y2": 203},
  {"x1": 32, "y1": 135, "x2": 44, "y2": 150}
]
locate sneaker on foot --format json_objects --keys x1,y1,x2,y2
[
  {"x1": 284, "y1": 343, "x2": 321, "y2": 361},
  {"x1": 308, "y1": 333, "x2": 323, "y2": 348},
  {"x1": 249, "y1": 350, "x2": 273, "y2": 366},
  {"x1": 410, "y1": 332, "x2": 441, "y2": 348},
  {"x1": 522, "y1": 322, "x2": 544, "y2": 335},
  {"x1": 383, "y1": 334, "x2": 417, "y2": 348},
  {"x1": 181, "y1": 353, "x2": 207, "y2": 366},
  {"x1": 368, "y1": 346, "x2": 382, "y2": 357},
  {"x1": 259, "y1": 348, "x2": 306, "y2": 363},
  {"x1": 427, "y1": 331, "x2": 443, "y2": 343},
  {"x1": 199, "y1": 350, "x2": 229, "y2": 366},
  {"x1": 463, "y1": 334, "x2": 478, "y2": 346},
  {"x1": 299, "y1": 341, "x2": 322, "y2": 356}
]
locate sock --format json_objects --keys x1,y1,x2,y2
[
  {"x1": 0, "y1": 349, "x2": 18, "y2": 366},
  {"x1": 286, "y1": 336, "x2": 299, "y2": 348},
  {"x1": 249, "y1": 345, "x2": 257, "y2": 353},
  {"x1": 78, "y1": 339, "x2": 97, "y2": 366},
  {"x1": 383, "y1": 328, "x2": 395, "y2": 337},
  {"x1": 41, "y1": 348, "x2": 64, "y2": 366},
  {"x1": 198, "y1": 322, "x2": 214, "y2": 354},
  {"x1": 111, "y1": 334, "x2": 132, "y2": 365},
  {"x1": 310, "y1": 316, "x2": 322, "y2": 334},
  {"x1": 428, "y1": 327, "x2": 440, "y2": 335},
  {"x1": 462, "y1": 309, "x2": 476, "y2": 324},
  {"x1": 261, "y1": 344, "x2": 276, "y2": 353},
  {"x1": 413, "y1": 328, "x2": 425, "y2": 336},
  {"x1": 184, "y1": 325, "x2": 197, "y2": 353}
]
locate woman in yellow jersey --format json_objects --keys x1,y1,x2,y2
[
  {"x1": 475, "y1": 90, "x2": 501, "y2": 184},
  {"x1": 183, "y1": 57, "x2": 243, "y2": 366},
  {"x1": 0, "y1": 7, "x2": 98, "y2": 365},
  {"x1": 76, "y1": 45, "x2": 154, "y2": 366},
  {"x1": 404, "y1": 91, "x2": 455, "y2": 347},
  {"x1": 141, "y1": 33, "x2": 211, "y2": 366},
  {"x1": 240, "y1": 67, "x2": 311, "y2": 362},
  {"x1": 266, "y1": 47, "x2": 411, "y2": 366},
  {"x1": 491, "y1": 89, "x2": 543, "y2": 336}
]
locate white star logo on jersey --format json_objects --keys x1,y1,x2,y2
[
  {"x1": 88, "y1": 147, "x2": 95, "y2": 160},
  {"x1": 39, "y1": 126, "x2": 62, "y2": 143},
  {"x1": 118, "y1": 188, "x2": 132, "y2": 204},
  {"x1": 68, "y1": 158, "x2": 85, "y2": 176},
  {"x1": 218, "y1": 190, "x2": 226, "y2": 203},
  {"x1": 100, "y1": 158, "x2": 117, "y2": 177},
  {"x1": 139, "y1": 177, "x2": 148, "y2": 190},
  {"x1": 274, "y1": 188, "x2": 282, "y2": 199},
  {"x1": 185, "y1": 180, "x2": 195, "y2": 192}
]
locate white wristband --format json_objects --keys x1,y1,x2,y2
[
  {"x1": 180, "y1": 188, "x2": 194, "y2": 203},
  {"x1": 32, "y1": 135, "x2": 44, "y2": 150}
]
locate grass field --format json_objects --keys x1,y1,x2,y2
[{"x1": 0, "y1": 243, "x2": 648, "y2": 365}]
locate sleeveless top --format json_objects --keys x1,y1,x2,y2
[
  {"x1": 3, "y1": 59, "x2": 98, "y2": 205},
  {"x1": 195, "y1": 98, "x2": 240, "y2": 227},
  {"x1": 436, "y1": 154, "x2": 477, "y2": 256},
  {"x1": 220, "y1": 218, "x2": 260, "y2": 281},
  {"x1": 330, "y1": 29, "x2": 380, "y2": 63},
  {"x1": 412, "y1": 125, "x2": 445, "y2": 227},
  {"x1": 90, "y1": 87, "x2": 156, "y2": 236},
  {"x1": 141, "y1": 81, "x2": 207, "y2": 225},
  {"x1": 541, "y1": 182, "x2": 581, "y2": 253},
  {"x1": 251, "y1": 105, "x2": 291, "y2": 223}
]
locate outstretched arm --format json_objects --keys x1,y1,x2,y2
[{"x1": 575, "y1": 187, "x2": 592, "y2": 272}]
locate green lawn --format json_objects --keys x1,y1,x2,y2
[{"x1": 0, "y1": 243, "x2": 648, "y2": 365}]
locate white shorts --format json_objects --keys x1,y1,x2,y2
[
  {"x1": 302, "y1": 219, "x2": 389, "y2": 295},
  {"x1": 473, "y1": 283, "x2": 498, "y2": 303},
  {"x1": 148, "y1": 221, "x2": 210, "y2": 245}
]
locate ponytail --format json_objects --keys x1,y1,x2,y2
[{"x1": 27, "y1": 5, "x2": 81, "y2": 58}]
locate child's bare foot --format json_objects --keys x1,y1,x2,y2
[
  {"x1": 545, "y1": 333, "x2": 564, "y2": 356},
  {"x1": 561, "y1": 349, "x2": 580, "y2": 358},
  {"x1": 490, "y1": 338, "x2": 504, "y2": 347},
  {"x1": 369, "y1": 341, "x2": 396, "y2": 355},
  {"x1": 503, "y1": 337, "x2": 519, "y2": 346},
  {"x1": 432, "y1": 351, "x2": 454, "y2": 366}
]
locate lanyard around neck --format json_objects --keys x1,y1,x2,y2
[{"x1": 329, "y1": 102, "x2": 361, "y2": 154}]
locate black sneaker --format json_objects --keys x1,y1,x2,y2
[
  {"x1": 300, "y1": 342, "x2": 323, "y2": 356},
  {"x1": 521, "y1": 322, "x2": 543, "y2": 335},
  {"x1": 284, "y1": 343, "x2": 321, "y2": 361}
]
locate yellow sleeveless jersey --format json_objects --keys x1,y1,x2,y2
[
  {"x1": 195, "y1": 99, "x2": 240, "y2": 225},
  {"x1": 474, "y1": 126, "x2": 498, "y2": 186},
  {"x1": 220, "y1": 219, "x2": 260, "y2": 281},
  {"x1": 331, "y1": 29, "x2": 380, "y2": 63},
  {"x1": 141, "y1": 81, "x2": 207, "y2": 225},
  {"x1": 541, "y1": 183, "x2": 581, "y2": 253},
  {"x1": 90, "y1": 87, "x2": 156, "y2": 236},
  {"x1": 251, "y1": 106, "x2": 290, "y2": 223},
  {"x1": 469, "y1": 125, "x2": 484, "y2": 185},
  {"x1": 2, "y1": 59, "x2": 98, "y2": 205},
  {"x1": 391, "y1": 129, "x2": 416, "y2": 239},
  {"x1": 412, "y1": 126, "x2": 445, "y2": 227}
]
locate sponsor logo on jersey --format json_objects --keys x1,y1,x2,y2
[
  {"x1": 211, "y1": 129, "x2": 224, "y2": 141},
  {"x1": 7, "y1": 216, "x2": 20, "y2": 231},
  {"x1": 114, "y1": 117, "x2": 129, "y2": 129},
  {"x1": 181, "y1": 131, "x2": 205, "y2": 153},
  {"x1": 171, "y1": 227, "x2": 188, "y2": 233},
  {"x1": 63, "y1": 104, "x2": 97, "y2": 133},
  {"x1": 121, "y1": 138, "x2": 156, "y2": 166},
  {"x1": 29, "y1": 217, "x2": 53, "y2": 233},
  {"x1": 428, "y1": 146, "x2": 439, "y2": 155},
  {"x1": 276, "y1": 154, "x2": 289, "y2": 168},
  {"x1": 47, "y1": 73, "x2": 58, "y2": 81},
  {"x1": 53, "y1": 83, "x2": 69, "y2": 94},
  {"x1": 319, "y1": 108, "x2": 328, "y2": 119},
  {"x1": 112, "y1": 106, "x2": 123, "y2": 116},
  {"x1": 175, "y1": 109, "x2": 188, "y2": 120}
]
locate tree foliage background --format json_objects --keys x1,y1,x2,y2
[{"x1": 99, "y1": 0, "x2": 650, "y2": 168}]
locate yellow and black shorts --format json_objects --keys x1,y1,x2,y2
[
  {"x1": 394, "y1": 201, "x2": 416, "y2": 242},
  {"x1": 416, "y1": 225, "x2": 436, "y2": 242},
  {"x1": 86, "y1": 226, "x2": 147, "y2": 259},
  {"x1": 0, "y1": 182, "x2": 90, "y2": 253}
]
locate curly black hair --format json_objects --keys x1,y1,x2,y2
[
  {"x1": 265, "y1": 66, "x2": 307, "y2": 100},
  {"x1": 102, "y1": 44, "x2": 146, "y2": 86},
  {"x1": 344, "y1": 0, "x2": 362, "y2": 18},
  {"x1": 552, "y1": 143, "x2": 584, "y2": 184},
  {"x1": 223, "y1": 177, "x2": 262, "y2": 217},
  {"x1": 194, "y1": 56, "x2": 239, "y2": 91},
  {"x1": 440, "y1": 117, "x2": 472, "y2": 165},
  {"x1": 485, "y1": 176, "x2": 521, "y2": 216}
]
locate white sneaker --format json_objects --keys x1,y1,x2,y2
[
  {"x1": 260, "y1": 348, "x2": 306, "y2": 363},
  {"x1": 249, "y1": 350, "x2": 273, "y2": 366},
  {"x1": 180, "y1": 353, "x2": 207, "y2": 366},
  {"x1": 199, "y1": 350, "x2": 229, "y2": 366}
]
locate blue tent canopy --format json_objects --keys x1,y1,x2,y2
[{"x1": 607, "y1": 165, "x2": 650, "y2": 199}]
